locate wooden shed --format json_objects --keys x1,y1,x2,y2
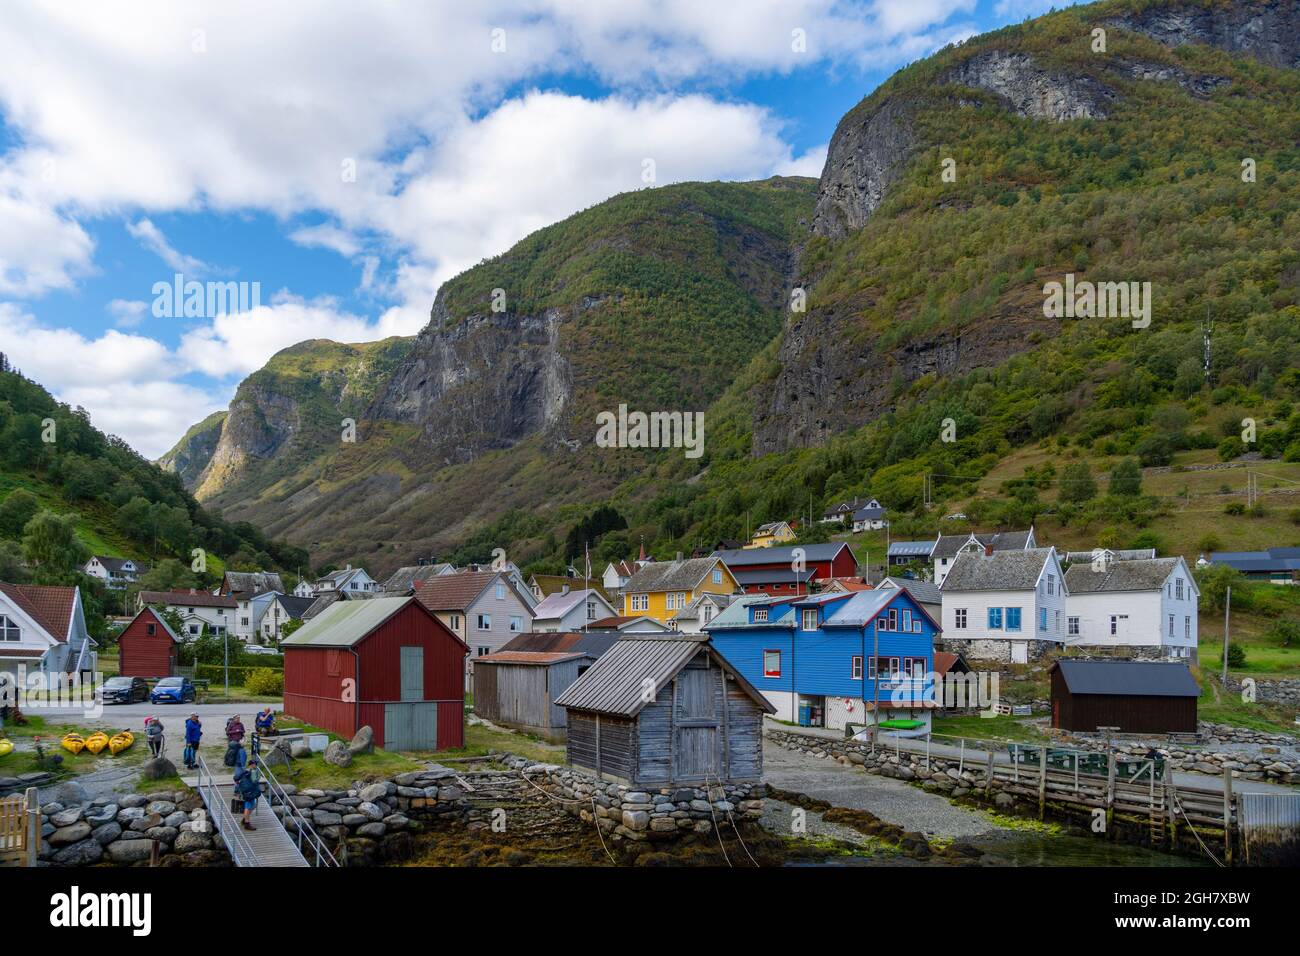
[
  {"x1": 282, "y1": 596, "x2": 467, "y2": 750},
  {"x1": 1050, "y1": 659, "x2": 1200, "y2": 735},
  {"x1": 472, "y1": 631, "x2": 619, "y2": 740},
  {"x1": 117, "y1": 606, "x2": 181, "y2": 678},
  {"x1": 554, "y1": 635, "x2": 775, "y2": 787}
]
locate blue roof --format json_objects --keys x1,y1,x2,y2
[{"x1": 888, "y1": 540, "x2": 933, "y2": 557}]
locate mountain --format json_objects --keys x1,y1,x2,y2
[{"x1": 169, "y1": 0, "x2": 1300, "y2": 575}]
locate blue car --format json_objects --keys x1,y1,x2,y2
[{"x1": 150, "y1": 676, "x2": 196, "y2": 704}]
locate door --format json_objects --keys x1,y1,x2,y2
[
  {"x1": 1011, "y1": 643, "x2": 1028, "y2": 664},
  {"x1": 399, "y1": 646, "x2": 424, "y2": 701},
  {"x1": 673, "y1": 665, "x2": 719, "y2": 780},
  {"x1": 383, "y1": 702, "x2": 438, "y2": 750},
  {"x1": 1051, "y1": 699, "x2": 1060, "y2": 728}
]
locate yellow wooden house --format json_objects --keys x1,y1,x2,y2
[
  {"x1": 622, "y1": 556, "x2": 738, "y2": 624},
  {"x1": 745, "y1": 521, "x2": 796, "y2": 549}
]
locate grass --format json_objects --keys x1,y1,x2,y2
[
  {"x1": 0, "y1": 717, "x2": 148, "y2": 778},
  {"x1": 1193, "y1": 672, "x2": 1299, "y2": 735},
  {"x1": 931, "y1": 714, "x2": 1046, "y2": 744}
]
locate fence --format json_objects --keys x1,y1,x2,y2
[{"x1": 0, "y1": 787, "x2": 38, "y2": 867}]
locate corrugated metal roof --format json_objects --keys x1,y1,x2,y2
[
  {"x1": 498, "y1": 630, "x2": 620, "y2": 658},
  {"x1": 280, "y1": 596, "x2": 413, "y2": 647},
  {"x1": 554, "y1": 636, "x2": 774, "y2": 717},
  {"x1": 878, "y1": 576, "x2": 942, "y2": 606},
  {"x1": 714, "y1": 543, "x2": 850, "y2": 568},
  {"x1": 888, "y1": 540, "x2": 934, "y2": 557},
  {"x1": 1052, "y1": 659, "x2": 1201, "y2": 698}
]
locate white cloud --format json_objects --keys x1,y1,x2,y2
[
  {"x1": 0, "y1": 192, "x2": 94, "y2": 296},
  {"x1": 126, "y1": 218, "x2": 212, "y2": 276},
  {"x1": 106, "y1": 298, "x2": 148, "y2": 328},
  {"x1": 288, "y1": 224, "x2": 363, "y2": 258}
]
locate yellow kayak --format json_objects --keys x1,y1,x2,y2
[
  {"x1": 108, "y1": 731, "x2": 134, "y2": 755},
  {"x1": 0, "y1": 738, "x2": 12, "y2": 758},
  {"x1": 84, "y1": 731, "x2": 109, "y2": 755},
  {"x1": 61, "y1": 733, "x2": 86, "y2": 755}
]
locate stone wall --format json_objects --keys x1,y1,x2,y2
[
  {"x1": 499, "y1": 754, "x2": 764, "y2": 842},
  {"x1": 39, "y1": 789, "x2": 225, "y2": 866},
  {"x1": 1225, "y1": 676, "x2": 1300, "y2": 708},
  {"x1": 938, "y1": 637, "x2": 1057, "y2": 663}
]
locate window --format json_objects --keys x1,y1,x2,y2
[
  {"x1": 1045, "y1": 573, "x2": 1055, "y2": 596},
  {"x1": 905, "y1": 657, "x2": 926, "y2": 679},
  {"x1": 0, "y1": 615, "x2": 18, "y2": 642},
  {"x1": 477, "y1": 646, "x2": 490, "y2": 657},
  {"x1": 1038, "y1": 608, "x2": 1047, "y2": 632},
  {"x1": 146, "y1": 623, "x2": 156, "y2": 636},
  {"x1": 1006, "y1": 607, "x2": 1022, "y2": 632},
  {"x1": 867, "y1": 657, "x2": 877, "y2": 680},
  {"x1": 1054, "y1": 610, "x2": 1061, "y2": 633},
  {"x1": 587, "y1": 601, "x2": 597, "y2": 621},
  {"x1": 763, "y1": 650, "x2": 781, "y2": 677},
  {"x1": 887, "y1": 608, "x2": 899, "y2": 631},
  {"x1": 241, "y1": 617, "x2": 250, "y2": 627},
  {"x1": 902, "y1": 609, "x2": 912, "y2": 632},
  {"x1": 712, "y1": 569, "x2": 723, "y2": 585},
  {"x1": 189, "y1": 625, "x2": 200, "y2": 636},
  {"x1": 801, "y1": 608, "x2": 818, "y2": 631},
  {"x1": 1168, "y1": 614, "x2": 1175, "y2": 638},
  {"x1": 449, "y1": 614, "x2": 461, "y2": 631},
  {"x1": 495, "y1": 583, "x2": 505, "y2": 600},
  {"x1": 1068, "y1": 616, "x2": 1080, "y2": 636},
  {"x1": 1185, "y1": 616, "x2": 1191, "y2": 640},
  {"x1": 1110, "y1": 614, "x2": 1128, "y2": 636},
  {"x1": 851, "y1": 656, "x2": 863, "y2": 680},
  {"x1": 702, "y1": 605, "x2": 714, "y2": 624},
  {"x1": 630, "y1": 594, "x2": 649, "y2": 612},
  {"x1": 754, "y1": 608, "x2": 768, "y2": 623},
  {"x1": 477, "y1": 613, "x2": 491, "y2": 630},
  {"x1": 955, "y1": 608, "x2": 967, "y2": 629},
  {"x1": 510, "y1": 616, "x2": 523, "y2": 632},
  {"x1": 988, "y1": 607, "x2": 1003, "y2": 630},
  {"x1": 1176, "y1": 578, "x2": 1185, "y2": 600}
]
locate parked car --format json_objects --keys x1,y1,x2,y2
[
  {"x1": 244, "y1": 645, "x2": 281, "y2": 656},
  {"x1": 150, "y1": 676, "x2": 196, "y2": 704},
  {"x1": 98, "y1": 676, "x2": 150, "y2": 704}
]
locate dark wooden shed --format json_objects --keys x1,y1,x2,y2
[
  {"x1": 117, "y1": 606, "x2": 181, "y2": 678},
  {"x1": 282, "y1": 596, "x2": 467, "y2": 750},
  {"x1": 554, "y1": 635, "x2": 775, "y2": 787},
  {"x1": 1050, "y1": 659, "x2": 1200, "y2": 734}
]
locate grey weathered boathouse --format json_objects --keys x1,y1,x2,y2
[{"x1": 553, "y1": 634, "x2": 774, "y2": 787}]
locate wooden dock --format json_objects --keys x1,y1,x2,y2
[{"x1": 185, "y1": 757, "x2": 310, "y2": 867}]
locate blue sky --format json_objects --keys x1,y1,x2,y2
[{"x1": 0, "y1": 0, "x2": 1068, "y2": 457}]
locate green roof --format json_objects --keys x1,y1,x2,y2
[{"x1": 280, "y1": 596, "x2": 413, "y2": 648}]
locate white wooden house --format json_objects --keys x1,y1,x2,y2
[
  {"x1": 83, "y1": 556, "x2": 148, "y2": 589},
  {"x1": 0, "y1": 583, "x2": 96, "y2": 687},
  {"x1": 939, "y1": 547, "x2": 1067, "y2": 663},
  {"x1": 931, "y1": 527, "x2": 1037, "y2": 586},
  {"x1": 530, "y1": 587, "x2": 617, "y2": 632},
  {"x1": 1063, "y1": 556, "x2": 1198, "y2": 659}
]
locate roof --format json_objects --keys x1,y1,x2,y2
[
  {"x1": 274, "y1": 594, "x2": 317, "y2": 618},
  {"x1": 0, "y1": 583, "x2": 77, "y2": 642},
  {"x1": 140, "y1": 590, "x2": 238, "y2": 609},
  {"x1": 382, "y1": 564, "x2": 454, "y2": 593},
  {"x1": 1064, "y1": 558, "x2": 1185, "y2": 594},
  {"x1": 932, "y1": 529, "x2": 1034, "y2": 561},
  {"x1": 940, "y1": 548, "x2": 1055, "y2": 592},
  {"x1": 412, "y1": 570, "x2": 501, "y2": 611},
  {"x1": 554, "y1": 636, "x2": 775, "y2": 718},
  {"x1": 531, "y1": 586, "x2": 612, "y2": 618},
  {"x1": 1208, "y1": 547, "x2": 1300, "y2": 573},
  {"x1": 281, "y1": 596, "x2": 460, "y2": 649},
  {"x1": 827, "y1": 578, "x2": 873, "y2": 592},
  {"x1": 476, "y1": 650, "x2": 589, "y2": 666},
  {"x1": 933, "y1": 651, "x2": 969, "y2": 676},
  {"x1": 879, "y1": 576, "x2": 942, "y2": 606},
  {"x1": 715, "y1": 543, "x2": 851, "y2": 569},
  {"x1": 606, "y1": 560, "x2": 639, "y2": 579},
  {"x1": 91, "y1": 556, "x2": 147, "y2": 573},
  {"x1": 1051, "y1": 659, "x2": 1200, "y2": 698},
  {"x1": 223, "y1": 571, "x2": 284, "y2": 595},
  {"x1": 130, "y1": 606, "x2": 182, "y2": 643},
  {"x1": 622, "y1": 557, "x2": 726, "y2": 594},
  {"x1": 888, "y1": 540, "x2": 934, "y2": 558},
  {"x1": 732, "y1": 568, "x2": 815, "y2": 586},
  {"x1": 853, "y1": 505, "x2": 885, "y2": 521},
  {"x1": 755, "y1": 521, "x2": 789, "y2": 534},
  {"x1": 1064, "y1": 549, "x2": 1156, "y2": 563},
  {"x1": 673, "y1": 591, "x2": 740, "y2": 622},
  {"x1": 498, "y1": 630, "x2": 621, "y2": 657},
  {"x1": 587, "y1": 615, "x2": 670, "y2": 632}
]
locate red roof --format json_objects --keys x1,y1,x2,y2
[
  {"x1": 0, "y1": 583, "x2": 76, "y2": 642},
  {"x1": 588, "y1": 615, "x2": 644, "y2": 628},
  {"x1": 414, "y1": 570, "x2": 505, "y2": 611},
  {"x1": 476, "y1": 650, "x2": 588, "y2": 665},
  {"x1": 829, "y1": 579, "x2": 873, "y2": 592},
  {"x1": 139, "y1": 590, "x2": 237, "y2": 609}
]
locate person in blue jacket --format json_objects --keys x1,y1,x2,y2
[
  {"x1": 233, "y1": 757, "x2": 261, "y2": 830},
  {"x1": 255, "y1": 707, "x2": 275, "y2": 736},
  {"x1": 183, "y1": 713, "x2": 202, "y2": 770}
]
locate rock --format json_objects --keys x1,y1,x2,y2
[
  {"x1": 322, "y1": 741, "x2": 352, "y2": 768},
  {"x1": 173, "y1": 830, "x2": 213, "y2": 853},
  {"x1": 313, "y1": 811, "x2": 343, "y2": 827},
  {"x1": 119, "y1": 794, "x2": 149, "y2": 809},
  {"x1": 164, "y1": 810, "x2": 189, "y2": 828},
  {"x1": 342, "y1": 814, "x2": 369, "y2": 827},
  {"x1": 358, "y1": 783, "x2": 390, "y2": 803},
  {"x1": 994, "y1": 793, "x2": 1016, "y2": 810},
  {"x1": 145, "y1": 826, "x2": 179, "y2": 845},
  {"x1": 91, "y1": 822, "x2": 123, "y2": 845},
  {"x1": 141, "y1": 756, "x2": 177, "y2": 780},
  {"x1": 117, "y1": 806, "x2": 146, "y2": 825},
  {"x1": 357, "y1": 802, "x2": 385, "y2": 821},
  {"x1": 50, "y1": 807, "x2": 85, "y2": 828},
  {"x1": 48, "y1": 781, "x2": 90, "y2": 806},
  {"x1": 621, "y1": 810, "x2": 650, "y2": 831},
  {"x1": 347, "y1": 726, "x2": 374, "y2": 755},
  {"x1": 107, "y1": 839, "x2": 156, "y2": 864},
  {"x1": 649, "y1": 816, "x2": 678, "y2": 833},
  {"x1": 290, "y1": 740, "x2": 312, "y2": 758},
  {"x1": 357, "y1": 821, "x2": 387, "y2": 838},
  {"x1": 145, "y1": 800, "x2": 177, "y2": 817},
  {"x1": 85, "y1": 804, "x2": 119, "y2": 827},
  {"x1": 52, "y1": 838, "x2": 104, "y2": 866},
  {"x1": 48, "y1": 822, "x2": 92, "y2": 847}
]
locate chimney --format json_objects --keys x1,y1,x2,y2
[
  {"x1": 676, "y1": 551, "x2": 683, "y2": 562},
  {"x1": 984, "y1": 543, "x2": 993, "y2": 558},
  {"x1": 561, "y1": 584, "x2": 569, "y2": 595}
]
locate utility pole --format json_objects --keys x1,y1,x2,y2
[
  {"x1": 870, "y1": 618, "x2": 881, "y2": 752},
  {"x1": 1202, "y1": 304, "x2": 1214, "y2": 384},
  {"x1": 1221, "y1": 586, "x2": 1231, "y2": 688}
]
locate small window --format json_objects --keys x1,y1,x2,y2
[
  {"x1": 1038, "y1": 608, "x2": 1047, "y2": 632},
  {"x1": 955, "y1": 608, "x2": 967, "y2": 629},
  {"x1": 867, "y1": 657, "x2": 878, "y2": 680},
  {"x1": 851, "y1": 656, "x2": 863, "y2": 680},
  {"x1": 510, "y1": 615, "x2": 522, "y2": 632},
  {"x1": 495, "y1": 583, "x2": 505, "y2": 600},
  {"x1": 1006, "y1": 607, "x2": 1021, "y2": 632},
  {"x1": 1068, "y1": 616, "x2": 1080, "y2": 636},
  {"x1": 0, "y1": 615, "x2": 19, "y2": 642},
  {"x1": 1184, "y1": 616, "x2": 1191, "y2": 640},
  {"x1": 477, "y1": 646, "x2": 491, "y2": 657},
  {"x1": 801, "y1": 608, "x2": 818, "y2": 631},
  {"x1": 1168, "y1": 614, "x2": 1175, "y2": 638},
  {"x1": 146, "y1": 623, "x2": 156, "y2": 636},
  {"x1": 988, "y1": 607, "x2": 1003, "y2": 630},
  {"x1": 763, "y1": 650, "x2": 781, "y2": 677},
  {"x1": 754, "y1": 608, "x2": 769, "y2": 623},
  {"x1": 477, "y1": 614, "x2": 491, "y2": 630},
  {"x1": 449, "y1": 614, "x2": 461, "y2": 631},
  {"x1": 712, "y1": 569, "x2": 722, "y2": 584}
]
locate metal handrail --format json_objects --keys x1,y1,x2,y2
[
  {"x1": 256, "y1": 754, "x2": 339, "y2": 867},
  {"x1": 196, "y1": 752, "x2": 256, "y2": 866}
]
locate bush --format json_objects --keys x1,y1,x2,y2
[
  {"x1": 1226, "y1": 643, "x2": 1247, "y2": 668},
  {"x1": 245, "y1": 667, "x2": 284, "y2": 696}
]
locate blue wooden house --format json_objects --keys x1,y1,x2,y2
[{"x1": 704, "y1": 587, "x2": 941, "y2": 733}]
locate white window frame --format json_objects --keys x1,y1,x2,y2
[
  {"x1": 1068, "y1": 616, "x2": 1080, "y2": 636},
  {"x1": 955, "y1": 608, "x2": 967, "y2": 629},
  {"x1": 477, "y1": 613, "x2": 492, "y2": 631},
  {"x1": 0, "y1": 615, "x2": 19, "y2": 642},
  {"x1": 801, "y1": 608, "x2": 818, "y2": 631},
  {"x1": 763, "y1": 650, "x2": 781, "y2": 678},
  {"x1": 754, "y1": 608, "x2": 769, "y2": 623}
]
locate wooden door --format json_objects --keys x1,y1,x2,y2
[
  {"x1": 673, "y1": 665, "x2": 719, "y2": 781},
  {"x1": 399, "y1": 646, "x2": 424, "y2": 701}
]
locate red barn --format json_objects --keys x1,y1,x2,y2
[
  {"x1": 281, "y1": 596, "x2": 467, "y2": 750},
  {"x1": 715, "y1": 543, "x2": 860, "y2": 594},
  {"x1": 117, "y1": 606, "x2": 180, "y2": 677}
]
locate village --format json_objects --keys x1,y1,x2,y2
[{"x1": 3, "y1": 505, "x2": 1298, "y2": 869}]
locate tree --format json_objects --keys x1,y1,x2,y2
[
  {"x1": 137, "y1": 558, "x2": 196, "y2": 593},
  {"x1": 1194, "y1": 563, "x2": 1240, "y2": 613},
  {"x1": 1058, "y1": 462, "x2": 1096, "y2": 503},
  {"x1": 20, "y1": 510, "x2": 88, "y2": 580},
  {"x1": 0, "y1": 488, "x2": 40, "y2": 537},
  {"x1": 279, "y1": 618, "x2": 305, "y2": 640},
  {"x1": 1108, "y1": 458, "x2": 1143, "y2": 497},
  {"x1": 0, "y1": 538, "x2": 28, "y2": 582}
]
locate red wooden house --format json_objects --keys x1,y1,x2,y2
[
  {"x1": 715, "y1": 543, "x2": 860, "y2": 594},
  {"x1": 281, "y1": 596, "x2": 467, "y2": 750},
  {"x1": 117, "y1": 606, "x2": 181, "y2": 678}
]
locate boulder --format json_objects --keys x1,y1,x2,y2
[
  {"x1": 356, "y1": 821, "x2": 387, "y2": 838},
  {"x1": 91, "y1": 822, "x2": 123, "y2": 845},
  {"x1": 85, "y1": 804, "x2": 119, "y2": 827},
  {"x1": 48, "y1": 822, "x2": 92, "y2": 847},
  {"x1": 119, "y1": 794, "x2": 149, "y2": 809},
  {"x1": 357, "y1": 802, "x2": 385, "y2": 821},
  {"x1": 116, "y1": 806, "x2": 146, "y2": 825},
  {"x1": 50, "y1": 807, "x2": 85, "y2": 828},
  {"x1": 347, "y1": 726, "x2": 374, "y2": 755},
  {"x1": 52, "y1": 838, "x2": 104, "y2": 866},
  {"x1": 290, "y1": 740, "x2": 312, "y2": 759},
  {"x1": 107, "y1": 839, "x2": 156, "y2": 864},
  {"x1": 358, "y1": 782, "x2": 390, "y2": 803},
  {"x1": 48, "y1": 781, "x2": 90, "y2": 806},
  {"x1": 164, "y1": 811, "x2": 189, "y2": 828},
  {"x1": 173, "y1": 829, "x2": 213, "y2": 853},
  {"x1": 145, "y1": 826, "x2": 179, "y2": 845},
  {"x1": 322, "y1": 741, "x2": 352, "y2": 768},
  {"x1": 145, "y1": 800, "x2": 177, "y2": 817},
  {"x1": 140, "y1": 756, "x2": 177, "y2": 780}
]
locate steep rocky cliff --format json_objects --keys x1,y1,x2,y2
[
  {"x1": 158, "y1": 409, "x2": 226, "y2": 487},
  {"x1": 1103, "y1": 0, "x2": 1300, "y2": 69}
]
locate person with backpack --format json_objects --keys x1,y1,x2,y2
[
  {"x1": 232, "y1": 757, "x2": 261, "y2": 830},
  {"x1": 225, "y1": 714, "x2": 245, "y2": 744},
  {"x1": 144, "y1": 716, "x2": 165, "y2": 758},
  {"x1": 224, "y1": 737, "x2": 247, "y2": 771},
  {"x1": 182, "y1": 713, "x2": 202, "y2": 770},
  {"x1": 255, "y1": 707, "x2": 275, "y2": 736}
]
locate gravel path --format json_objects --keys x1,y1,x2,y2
[{"x1": 762, "y1": 737, "x2": 999, "y2": 839}]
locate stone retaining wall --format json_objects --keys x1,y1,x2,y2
[
  {"x1": 39, "y1": 789, "x2": 226, "y2": 866},
  {"x1": 497, "y1": 754, "x2": 764, "y2": 841},
  {"x1": 1226, "y1": 676, "x2": 1300, "y2": 707}
]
